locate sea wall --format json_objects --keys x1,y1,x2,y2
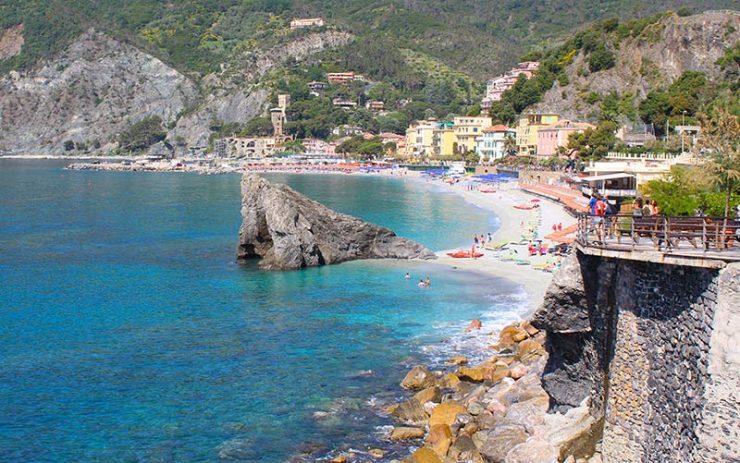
[{"x1": 531, "y1": 251, "x2": 740, "y2": 462}]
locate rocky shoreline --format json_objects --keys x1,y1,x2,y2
[{"x1": 307, "y1": 316, "x2": 601, "y2": 463}]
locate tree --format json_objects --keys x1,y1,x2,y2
[
  {"x1": 588, "y1": 43, "x2": 615, "y2": 72},
  {"x1": 118, "y1": 116, "x2": 166, "y2": 152},
  {"x1": 699, "y1": 101, "x2": 740, "y2": 237},
  {"x1": 243, "y1": 117, "x2": 273, "y2": 136},
  {"x1": 567, "y1": 120, "x2": 617, "y2": 159},
  {"x1": 639, "y1": 91, "x2": 672, "y2": 132},
  {"x1": 643, "y1": 166, "x2": 704, "y2": 216},
  {"x1": 282, "y1": 139, "x2": 305, "y2": 153},
  {"x1": 503, "y1": 135, "x2": 518, "y2": 157}
]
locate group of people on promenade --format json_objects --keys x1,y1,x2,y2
[{"x1": 588, "y1": 192, "x2": 661, "y2": 244}]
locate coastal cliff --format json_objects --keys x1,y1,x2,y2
[
  {"x1": 531, "y1": 252, "x2": 740, "y2": 462},
  {"x1": 533, "y1": 11, "x2": 740, "y2": 120},
  {"x1": 236, "y1": 175, "x2": 436, "y2": 270},
  {"x1": 324, "y1": 250, "x2": 739, "y2": 463}
]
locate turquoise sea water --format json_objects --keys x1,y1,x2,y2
[{"x1": 0, "y1": 160, "x2": 527, "y2": 462}]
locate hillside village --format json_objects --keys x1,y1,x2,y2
[{"x1": 1, "y1": 7, "x2": 738, "y2": 200}]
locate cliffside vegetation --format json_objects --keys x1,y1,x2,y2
[
  {"x1": 3, "y1": 1, "x2": 737, "y2": 77},
  {"x1": 1, "y1": 1, "x2": 737, "y2": 155}
]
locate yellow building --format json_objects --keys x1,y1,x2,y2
[
  {"x1": 515, "y1": 112, "x2": 560, "y2": 156},
  {"x1": 432, "y1": 122, "x2": 456, "y2": 157},
  {"x1": 453, "y1": 116, "x2": 492, "y2": 153},
  {"x1": 404, "y1": 119, "x2": 437, "y2": 159}
]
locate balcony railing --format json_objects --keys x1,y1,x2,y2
[
  {"x1": 580, "y1": 186, "x2": 637, "y2": 197},
  {"x1": 576, "y1": 214, "x2": 740, "y2": 259}
]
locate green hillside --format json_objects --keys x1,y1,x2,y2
[{"x1": 2, "y1": 0, "x2": 737, "y2": 78}]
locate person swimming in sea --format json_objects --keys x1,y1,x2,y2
[
  {"x1": 418, "y1": 279, "x2": 428, "y2": 288},
  {"x1": 405, "y1": 272, "x2": 411, "y2": 279},
  {"x1": 425, "y1": 276, "x2": 431, "y2": 287}
]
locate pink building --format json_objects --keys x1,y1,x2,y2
[
  {"x1": 481, "y1": 62, "x2": 540, "y2": 109},
  {"x1": 537, "y1": 120, "x2": 595, "y2": 158}
]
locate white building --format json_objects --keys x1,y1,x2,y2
[
  {"x1": 290, "y1": 18, "x2": 325, "y2": 29},
  {"x1": 475, "y1": 125, "x2": 516, "y2": 162}
]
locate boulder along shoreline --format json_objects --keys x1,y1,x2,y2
[{"x1": 301, "y1": 310, "x2": 600, "y2": 463}]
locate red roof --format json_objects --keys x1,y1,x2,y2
[{"x1": 483, "y1": 124, "x2": 511, "y2": 133}]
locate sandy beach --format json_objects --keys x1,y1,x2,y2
[{"x1": 428, "y1": 177, "x2": 576, "y2": 309}]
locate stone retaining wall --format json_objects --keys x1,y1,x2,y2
[{"x1": 531, "y1": 251, "x2": 740, "y2": 462}]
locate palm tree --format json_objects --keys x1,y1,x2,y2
[
  {"x1": 699, "y1": 101, "x2": 740, "y2": 244},
  {"x1": 503, "y1": 135, "x2": 517, "y2": 157}
]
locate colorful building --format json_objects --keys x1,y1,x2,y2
[
  {"x1": 404, "y1": 119, "x2": 438, "y2": 159},
  {"x1": 475, "y1": 125, "x2": 516, "y2": 162},
  {"x1": 453, "y1": 116, "x2": 492, "y2": 153},
  {"x1": 481, "y1": 62, "x2": 540, "y2": 110},
  {"x1": 365, "y1": 100, "x2": 385, "y2": 112},
  {"x1": 515, "y1": 113, "x2": 560, "y2": 157},
  {"x1": 327, "y1": 72, "x2": 355, "y2": 84},
  {"x1": 432, "y1": 122, "x2": 456, "y2": 157},
  {"x1": 536, "y1": 120, "x2": 594, "y2": 158}
]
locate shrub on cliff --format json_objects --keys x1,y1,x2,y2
[{"x1": 118, "y1": 116, "x2": 166, "y2": 153}]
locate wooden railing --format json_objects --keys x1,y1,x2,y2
[{"x1": 576, "y1": 214, "x2": 740, "y2": 254}]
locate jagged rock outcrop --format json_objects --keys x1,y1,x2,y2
[
  {"x1": 236, "y1": 175, "x2": 436, "y2": 270},
  {"x1": 0, "y1": 24, "x2": 24, "y2": 60},
  {"x1": 533, "y1": 11, "x2": 740, "y2": 121}
]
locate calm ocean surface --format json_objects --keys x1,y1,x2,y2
[{"x1": 0, "y1": 160, "x2": 526, "y2": 462}]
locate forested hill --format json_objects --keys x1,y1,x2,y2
[
  {"x1": 0, "y1": 2, "x2": 738, "y2": 157},
  {"x1": 2, "y1": 0, "x2": 738, "y2": 78}
]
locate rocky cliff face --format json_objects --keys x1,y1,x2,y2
[
  {"x1": 236, "y1": 175, "x2": 436, "y2": 270},
  {"x1": 533, "y1": 11, "x2": 740, "y2": 120},
  {"x1": 0, "y1": 24, "x2": 24, "y2": 61},
  {"x1": 0, "y1": 29, "x2": 198, "y2": 155},
  {"x1": 0, "y1": 28, "x2": 350, "y2": 156},
  {"x1": 531, "y1": 251, "x2": 740, "y2": 462}
]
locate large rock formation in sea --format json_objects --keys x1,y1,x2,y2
[{"x1": 236, "y1": 175, "x2": 436, "y2": 270}]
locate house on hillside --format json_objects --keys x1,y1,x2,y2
[
  {"x1": 307, "y1": 81, "x2": 328, "y2": 93},
  {"x1": 616, "y1": 124, "x2": 657, "y2": 147},
  {"x1": 290, "y1": 18, "x2": 325, "y2": 29},
  {"x1": 481, "y1": 62, "x2": 540, "y2": 110},
  {"x1": 332, "y1": 98, "x2": 357, "y2": 110},
  {"x1": 327, "y1": 72, "x2": 355, "y2": 84},
  {"x1": 332, "y1": 125, "x2": 364, "y2": 137},
  {"x1": 365, "y1": 100, "x2": 385, "y2": 112}
]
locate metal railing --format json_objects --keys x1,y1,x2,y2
[{"x1": 576, "y1": 214, "x2": 740, "y2": 254}]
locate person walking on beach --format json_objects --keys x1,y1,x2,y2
[
  {"x1": 487, "y1": 232, "x2": 492, "y2": 243},
  {"x1": 473, "y1": 235, "x2": 479, "y2": 245}
]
